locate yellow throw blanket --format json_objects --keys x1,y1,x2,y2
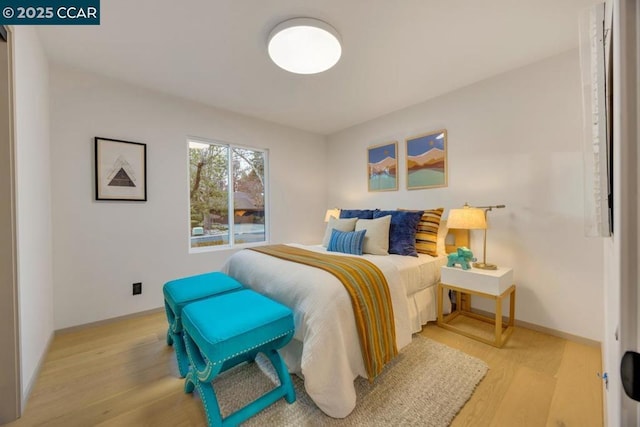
[{"x1": 249, "y1": 244, "x2": 397, "y2": 380}]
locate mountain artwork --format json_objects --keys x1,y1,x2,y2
[
  {"x1": 406, "y1": 130, "x2": 447, "y2": 189},
  {"x1": 367, "y1": 141, "x2": 398, "y2": 192}
]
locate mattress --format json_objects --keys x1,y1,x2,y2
[
  {"x1": 384, "y1": 252, "x2": 447, "y2": 295},
  {"x1": 222, "y1": 244, "x2": 447, "y2": 418}
]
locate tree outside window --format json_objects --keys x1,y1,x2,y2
[{"x1": 189, "y1": 139, "x2": 267, "y2": 249}]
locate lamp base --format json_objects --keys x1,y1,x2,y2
[{"x1": 472, "y1": 262, "x2": 497, "y2": 270}]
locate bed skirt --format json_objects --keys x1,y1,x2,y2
[{"x1": 406, "y1": 284, "x2": 451, "y2": 333}]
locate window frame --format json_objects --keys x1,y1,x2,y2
[{"x1": 187, "y1": 136, "x2": 269, "y2": 253}]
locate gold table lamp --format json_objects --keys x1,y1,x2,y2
[
  {"x1": 324, "y1": 208, "x2": 341, "y2": 222},
  {"x1": 447, "y1": 203, "x2": 505, "y2": 270}
]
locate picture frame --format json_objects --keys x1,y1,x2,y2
[
  {"x1": 406, "y1": 129, "x2": 447, "y2": 190},
  {"x1": 367, "y1": 141, "x2": 398, "y2": 192},
  {"x1": 94, "y1": 137, "x2": 147, "y2": 201}
]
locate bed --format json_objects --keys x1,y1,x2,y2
[{"x1": 221, "y1": 213, "x2": 468, "y2": 418}]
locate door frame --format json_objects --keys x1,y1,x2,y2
[
  {"x1": 615, "y1": 0, "x2": 640, "y2": 425},
  {"x1": 0, "y1": 25, "x2": 21, "y2": 423}
]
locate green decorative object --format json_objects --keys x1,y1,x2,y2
[{"x1": 446, "y1": 246, "x2": 475, "y2": 270}]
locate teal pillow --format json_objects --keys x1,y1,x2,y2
[{"x1": 327, "y1": 229, "x2": 367, "y2": 255}]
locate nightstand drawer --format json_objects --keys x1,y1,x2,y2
[{"x1": 441, "y1": 266, "x2": 513, "y2": 295}]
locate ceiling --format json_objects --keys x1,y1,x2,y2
[{"x1": 38, "y1": 0, "x2": 597, "y2": 135}]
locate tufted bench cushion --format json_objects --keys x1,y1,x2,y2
[
  {"x1": 163, "y1": 272, "x2": 243, "y2": 377},
  {"x1": 182, "y1": 290, "x2": 294, "y2": 366}
]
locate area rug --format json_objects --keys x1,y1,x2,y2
[{"x1": 212, "y1": 335, "x2": 488, "y2": 426}]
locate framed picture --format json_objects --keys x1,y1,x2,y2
[
  {"x1": 94, "y1": 137, "x2": 147, "y2": 201},
  {"x1": 367, "y1": 141, "x2": 398, "y2": 192},
  {"x1": 406, "y1": 129, "x2": 447, "y2": 190}
]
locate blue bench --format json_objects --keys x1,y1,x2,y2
[
  {"x1": 163, "y1": 272, "x2": 243, "y2": 377},
  {"x1": 182, "y1": 289, "x2": 296, "y2": 426}
]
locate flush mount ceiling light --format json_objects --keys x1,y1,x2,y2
[{"x1": 268, "y1": 18, "x2": 342, "y2": 74}]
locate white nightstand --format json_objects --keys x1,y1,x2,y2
[{"x1": 437, "y1": 265, "x2": 516, "y2": 348}]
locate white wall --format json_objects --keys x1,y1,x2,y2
[
  {"x1": 49, "y1": 65, "x2": 327, "y2": 329},
  {"x1": 13, "y1": 27, "x2": 55, "y2": 401},
  {"x1": 326, "y1": 50, "x2": 603, "y2": 341}
]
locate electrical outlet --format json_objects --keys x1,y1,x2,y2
[{"x1": 132, "y1": 282, "x2": 142, "y2": 295}]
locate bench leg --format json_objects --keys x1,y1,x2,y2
[
  {"x1": 183, "y1": 332, "x2": 224, "y2": 426},
  {"x1": 172, "y1": 332, "x2": 190, "y2": 378},
  {"x1": 164, "y1": 302, "x2": 176, "y2": 346},
  {"x1": 264, "y1": 349, "x2": 296, "y2": 404},
  {"x1": 165, "y1": 303, "x2": 190, "y2": 377},
  {"x1": 186, "y1": 372, "x2": 223, "y2": 427}
]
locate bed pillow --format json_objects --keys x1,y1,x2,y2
[
  {"x1": 373, "y1": 210, "x2": 424, "y2": 256},
  {"x1": 398, "y1": 208, "x2": 444, "y2": 256},
  {"x1": 415, "y1": 208, "x2": 444, "y2": 256},
  {"x1": 339, "y1": 209, "x2": 377, "y2": 219},
  {"x1": 322, "y1": 217, "x2": 358, "y2": 247},
  {"x1": 327, "y1": 229, "x2": 367, "y2": 256},
  {"x1": 355, "y1": 215, "x2": 391, "y2": 255}
]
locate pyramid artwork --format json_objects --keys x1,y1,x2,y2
[
  {"x1": 106, "y1": 156, "x2": 137, "y2": 187},
  {"x1": 109, "y1": 168, "x2": 135, "y2": 187}
]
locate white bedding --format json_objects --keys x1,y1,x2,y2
[
  {"x1": 222, "y1": 244, "x2": 445, "y2": 418},
  {"x1": 392, "y1": 252, "x2": 447, "y2": 295}
]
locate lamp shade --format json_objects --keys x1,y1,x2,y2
[
  {"x1": 268, "y1": 18, "x2": 342, "y2": 74},
  {"x1": 447, "y1": 206, "x2": 487, "y2": 230},
  {"x1": 324, "y1": 208, "x2": 341, "y2": 222}
]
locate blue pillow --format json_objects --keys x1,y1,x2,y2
[
  {"x1": 327, "y1": 229, "x2": 367, "y2": 256},
  {"x1": 339, "y1": 209, "x2": 377, "y2": 219},
  {"x1": 373, "y1": 210, "x2": 424, "y2": 256}
]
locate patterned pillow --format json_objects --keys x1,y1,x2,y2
[
  {"x1": 373, "y1": 210, "x2": 423, "y2": 256},
  {"x1": 327, "y1": 229, "x2": 367, "y2": 256},
  {"x1": 415, "y1": 208, "x2": 444, "y2": 256},
  {"x1": 339, "y1": 209, "x2": 378, "y2": 219}
]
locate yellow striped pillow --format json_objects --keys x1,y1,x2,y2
[{"x1": 414, "y1": 208, "x2": 444, "y2": 256}]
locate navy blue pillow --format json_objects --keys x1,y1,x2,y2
[
  {"x1": 373, "y1": 210, "x2": 424, "y2": 256},
  {"x1": 339, "y1": 209, "x2": 377, "y2": 219},
  {"x1": 327, "y1": 229, "x2": 367, "y2": 255}
]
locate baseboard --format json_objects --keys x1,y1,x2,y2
[
  {"x1": 470, "y1": 308, "x2": 601, "y2": 347},
  {"x1": 55, "y1": 307, "x2": 164, "y2": 335},
  {"x1": 53, "y1": 305, "x2": 601, "y2": 347},
  {"x1": 21, "y1": 330, "x2": 54, "y2": 413}
]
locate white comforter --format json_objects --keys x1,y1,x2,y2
[{"x1": 222, "y1": 244, "x2": 412, "y2": 418}]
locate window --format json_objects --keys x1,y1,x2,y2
[{"x1": 188, "y1": 138, "x2": 267, "y2": 250}]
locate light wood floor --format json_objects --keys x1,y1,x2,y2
[
  {"x1": 422, "y1": 318, "x2": 603, "y2": 426},
  {"x1": 8, "y1": 311, "x2": 603, "y2": 426}
]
